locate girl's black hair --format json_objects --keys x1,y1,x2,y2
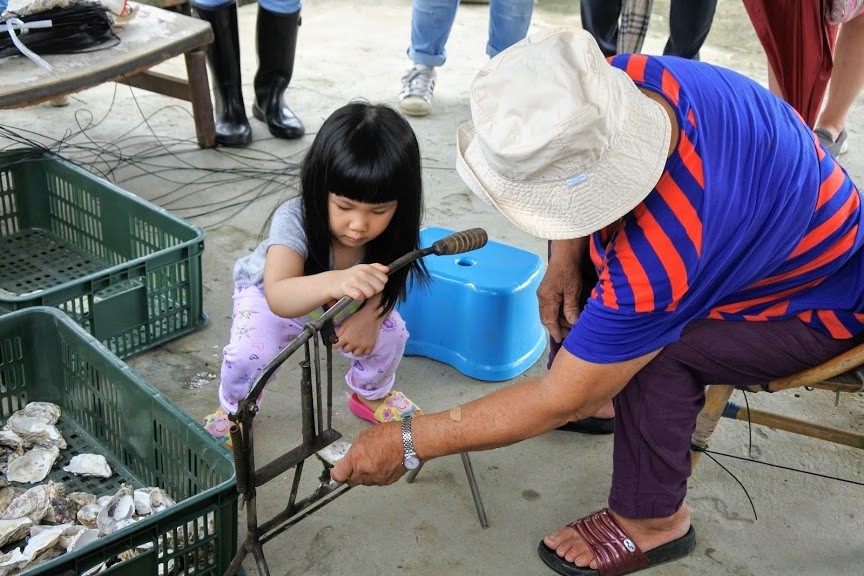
[{"x1": 300, "y1": 101, "x2": 428, "y2": 315}]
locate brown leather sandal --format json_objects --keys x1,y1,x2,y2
[{"x1": 537, "y1": 508, "x2": 695, "y2": 576}]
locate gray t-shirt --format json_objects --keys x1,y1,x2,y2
[
  {"x1": 233, "y1": 197, "x2": 307, "y2": 286},
  {"x1": 233, "y1": 196, "x2": 365, "y2": 323}
]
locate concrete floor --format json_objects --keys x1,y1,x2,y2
[{"x1": 2, "y1": 0, "x2": 864, "y2": 575}]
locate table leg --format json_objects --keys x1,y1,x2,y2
[{"x1": 185, "y1": 48, "x2": 216, "y2": 149}]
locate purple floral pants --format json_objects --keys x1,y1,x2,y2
[{"x1": 218, "y1": 283, "x2": 409, "y2": 413}]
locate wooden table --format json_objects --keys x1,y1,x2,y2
[{"x1": 0, "y1": 4, "x2": 216, "y2": 148}]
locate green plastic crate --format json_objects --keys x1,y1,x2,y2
[
  {"x1": 0, "y1": 148, "x2": 207, "y2": 358},
  {"x1": 0, "y1": 307, "x2": 237, "y2": 576}
]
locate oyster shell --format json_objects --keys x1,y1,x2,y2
[
  {"x1": 0, "y1": 484, "x2": 51, "y2": 523},
  {"x1": 0, "y1": 548, "x2": 29, "y2": 576},
  {"x1": 0, "y1": 431, "x2": 24, "y2": 451},
  {"x1": 146, "y1": 487, "x2": 176, "y2": 513},
  {"x1": 22, "y1": 524, "x2": 65, "y2": 559},
  {"x1": 81, "y1": 561, "x2": 107, "y2": 576},
  {"x1": 77, "y1": 503, "x2": 102, "y2": 529},
  {"x1": 63, "y1": 454, "x2": 112, "y2": 478},
  {"x1": 5, "y1": 446, "x2": 60, "y2": 484},
  {"x1": 115, "y1": 517, "x2": 137, "y2": 532},
  {"x1": 67, "y1": 491, "x2": 97, "y2": 508},
  {"x1": 158, "y1": 558, "x2": 176, "y2": 576},
  {"x1": 0, "y1": 486, "x2": 22, "y2": 517},
  {"x1": 45, "y1": 483, "x2": 78, "y2": 524},
  {"x1": 56, "y1": 523, "x2": 85, "y2": 548},
  {"x1": 0, "y1": 518, "x2": 32, "y2": 548},
  {"x1": 117, "y1": 545, "x2": 142, "y2": 562},
  {"x1": 29, "y1": 521, "x2": 72, "y2": 540},
  {"x1": 62, "y1": 526, "x2": 100, "y2": 552},
  {"x1": 96, "y1": 484, "x2": 135, "y2": 535},
  {"x1": 26, "y1": 546, "x2": 62, "y2": 572},
  {"x1": 4, "y1": 415, "x2": 66, "y2": 450},
  {"x1": 14, "y1": 403, "x2": 60, "y2": 425},
  {"x1": 133, "y1": 489, "x2": 152, "y2": 516}
]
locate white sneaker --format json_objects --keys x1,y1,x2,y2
[
  {"x1": 399, "y1": 66, "x2": 436, "y2": 117},
  {"x1": 814, "y1": 127, "x2": 849, "y2": 157}
]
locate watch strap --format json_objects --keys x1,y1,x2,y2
[{"x1": 401, "y1": 417, "x2": 418, "y2": 465}]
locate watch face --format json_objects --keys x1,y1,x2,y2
[{"x1": 403, "y1": 454, "x2": 420, "y2": 470}]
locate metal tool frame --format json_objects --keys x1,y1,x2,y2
[{"x1": 223, "y1": 229, "x2": 491, "y2": 576}]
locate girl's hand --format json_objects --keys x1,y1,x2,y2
[
  {"x1": 334, "y1": 263, "x2": 389, "y2": 301},
  {"x1": 334, "y1": 306, "x2": 382, "y2": 356}
]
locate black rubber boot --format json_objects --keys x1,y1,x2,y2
[
  {"x1": 252, "y1": 7, "x2": 305, "y2": 139},
  {"x1": 192, "y1": 2, "x2": 252, "y2": 147}
]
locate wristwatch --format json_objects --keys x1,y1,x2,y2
[{"x1": 401, "y1": 417, "x2": 421, "y2": 470}]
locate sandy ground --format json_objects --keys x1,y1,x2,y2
[{"x1": 1, "y1": 1, "x2": 863, "y2": 575}]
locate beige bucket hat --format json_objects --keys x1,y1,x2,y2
[{"x1": 456, "y1": 27, "x2": 671, "y2": 240}]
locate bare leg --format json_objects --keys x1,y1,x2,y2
[
  {"x1": 767, "y1": 59, "x2": 783, "y2": 98},
  {"x1": 593, "y1": 402, "x2": 614, "y2": 418},
  {"x1": 815, "y1": 13, "x2": 864, "y2": 140}
]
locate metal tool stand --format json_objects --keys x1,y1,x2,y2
[{"x1": 223, "y1": 229, "x2": 492, "y2": 576}]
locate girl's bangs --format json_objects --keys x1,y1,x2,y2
[{"x1": 327, "y1": 155, "x2": 403, "y2": 205}]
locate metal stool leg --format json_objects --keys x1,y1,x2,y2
[
  {"x1": 404, "y1": 453, "x2": 489, "y2": 527},
  {"x1": 404, "y1": 462, "x2": 423, "y2": 484},
  {"x1": 460, "y1": 453, "x2": 489, "y2": 528}
]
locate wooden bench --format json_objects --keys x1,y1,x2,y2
[
  {"x1": 0, "y1": 4, "x2": 216, "y2": 148},
  {"x1": 691, "y1": 342, "x2": 864, "y2": 468}
]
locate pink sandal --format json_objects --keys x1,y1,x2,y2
[{"x1": 348, "y1": 391, "x2": 421, "y2": 424}]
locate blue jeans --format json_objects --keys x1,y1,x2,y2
[
  {"x1": 408, "y1": 0, "x2": 534, "y2": 67},
  {"x1": 192, "y1": 0, "x2": 300, "y2": 15}
]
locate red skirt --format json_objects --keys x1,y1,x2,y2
[{"x1": 743, "y1": 0, "x2": 838, "y2": 126}]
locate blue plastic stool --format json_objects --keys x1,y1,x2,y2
[{"x1": 397, "y1": 227, "x2": 546, "y2": 381}]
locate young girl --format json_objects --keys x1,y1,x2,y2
[{"x1": 203, "y1": 102, "x2": 429, "y2": 446}]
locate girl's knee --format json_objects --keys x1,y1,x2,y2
[
  {"x1": 222, "y1": 340, "x2": 276, "y2": 378},
  {"x1": 382, "y1": 311, "x2": 407, "y2": 333},
  {"x1": 378, "y1": 314, "x2": 409, "y2": 348}
]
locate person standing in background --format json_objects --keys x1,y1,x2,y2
[
  {"x1": 398, "y1": 0, "x2": 534, "y2": 117},
  {"x1": 192, "y1": 0, "x2": 304, "y2": 147},
  {"x1": 812, "y1": 11, "x2": 864, "y2": 156},
  {"x1": 744, "y1": 0, "x2": 864, "y2": 158},
  {"x1": 580, "y1": 0, "x2": 717, "y2": 59}
]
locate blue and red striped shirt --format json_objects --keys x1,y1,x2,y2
[{"x1": 564, "y1": 54, "x2": 864, "y2": 364}]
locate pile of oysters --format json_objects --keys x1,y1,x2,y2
[{"x1": 0, "y1": 401, "x2": 197, "y2": 575}]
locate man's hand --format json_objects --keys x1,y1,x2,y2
[
  {"x1": 330, "y1": 422, "x2": 406, "y2": 486},
  {"x1": 537, "y1": 239, "x2": 586, "y2": 344}
]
